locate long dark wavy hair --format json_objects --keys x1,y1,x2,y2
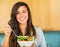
[{"x1": 8, "y1": 2, "x2": 36, "y2": 47}]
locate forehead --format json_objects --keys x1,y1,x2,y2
[{"x1": 17, "y1": 6, "x2": 27, "y2": 11}]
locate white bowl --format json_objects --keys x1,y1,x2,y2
[
  {"x1": 17, "y1": 36, "x2": 34, "y2": 47},
  {"x1": 17, "y1": 40, "x2": 34, "y2": 47}
]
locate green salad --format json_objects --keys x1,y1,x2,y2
[{"x1": 17, "y1": 36, "x2": 34, "y2": 41}]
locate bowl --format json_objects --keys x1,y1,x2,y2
[{"x1": 17, "y1": 36, "x2": 34, "y2": 47}]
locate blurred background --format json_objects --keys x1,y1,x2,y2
[{"x1": 0, "y1": 0, "x2": 60, "y2": 47}]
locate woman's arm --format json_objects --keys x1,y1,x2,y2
[
  {"x1": 35, "y1": 27, "x2": 47, "y2": 47},
  {"x1": 2, "y1": 36, "x2": 10, "y2": 47},
  {"x1": 2, "y1": 25, "x2": 12, "y2": 47},
  {"x1": 39, "y1": 28, "x2": 46, "y2": 47},
  {"x1": 40, "y1": 30, "x2": 46, "y2": 47}
]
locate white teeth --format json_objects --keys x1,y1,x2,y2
[{"x1": 20, "y1": 18, "x2": 25, "y2": 20}]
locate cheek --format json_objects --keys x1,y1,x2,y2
[
  {"x1": 26, "y1": 15, "x2": 28, "y2": 20},
  {"x1": 25, "y1": 13, "x2": 28, "y2": 19}
]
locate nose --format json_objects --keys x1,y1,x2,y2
[{"x1": 20, "y1": 13, "x2": 24, "y2": 17}]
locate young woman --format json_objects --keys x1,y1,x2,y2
[{"x1": 2, "y1": 2, "x2": 46, "y2": 47}]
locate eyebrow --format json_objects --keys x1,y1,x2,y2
[
  {"x1": 17, "y1": 9, "x2": 27, "y2": 12},
  {"x1": 22, "y1": 9, "x2": 27, "y2": 11}
]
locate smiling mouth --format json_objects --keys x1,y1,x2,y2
[{"x1": 19, "y1": 18, "x2": 25, "y2": 21}]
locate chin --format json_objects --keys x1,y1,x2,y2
[{"x1": 19, "y1": 21, "x2": 27, "y2": 24}]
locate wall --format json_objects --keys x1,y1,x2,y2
[
  {"x1": 0, "y1": 0, "x2": 60, "y2": 33},
  {"x1": 0, "y1": 0, "x2": 19, "y2": 32}
]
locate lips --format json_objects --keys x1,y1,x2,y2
[{"x1": 19, "y1": 17, "x2": 25, "y2": 21}]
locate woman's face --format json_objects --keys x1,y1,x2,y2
[{"x1": 16, "y1": 6, "x2": 28, "y2": 24}]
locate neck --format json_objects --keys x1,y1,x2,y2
[{"x1": 19, "y1": 23, "x2": 27, "y2": 35}]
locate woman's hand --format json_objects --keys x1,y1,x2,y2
[
  {"x1": 2, "y1": 25, "x2": 12, "y2": 47},
  {"x1": 4, "y1": 24, "x2": 12, "y2": 37},
  {"x1": 31, "y1": 43, "x2": 35, "y2": 47}
]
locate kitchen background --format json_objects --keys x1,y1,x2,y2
[{"x1": 0, "y1": 0, "x2": 60, "y2": 47}]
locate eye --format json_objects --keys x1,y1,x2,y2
[
  {"x1": 16, "y1": 12, "x2": 20, "y2": 14},
  {"x1": 23, "y1": 11, "x2": 26, "y2": 13}
]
